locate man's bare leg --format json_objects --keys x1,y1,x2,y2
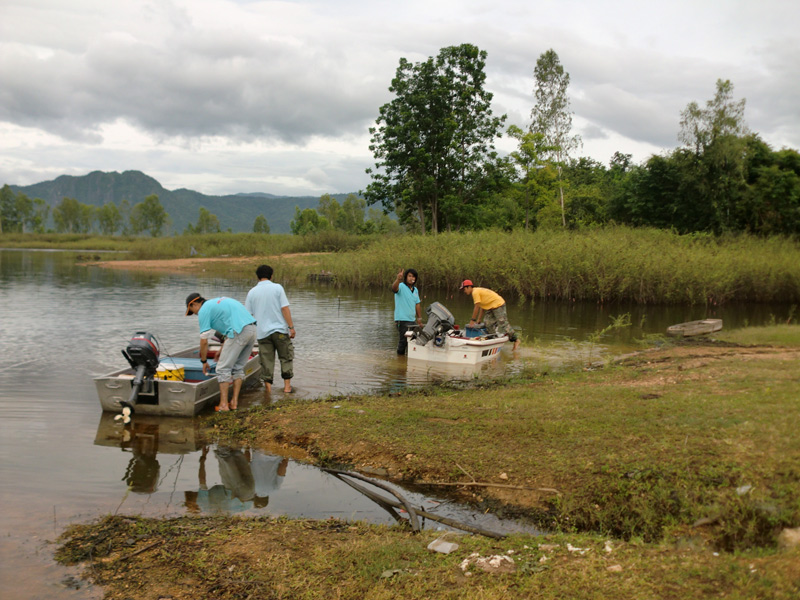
[
  {"x1": 230, "y1": 378, "x2": 243, "y2": 409},
  {"x1": 218, "y1": 381, "x2": 230, "y2": 411},
  {"x1": 283, "y1": 378, "x2": 292, "y2": 393}
]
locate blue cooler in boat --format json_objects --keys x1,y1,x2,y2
[
  {"x1": 464, "y1": 325, "x2": 489, "y2": 338},
  {"x1": 177, "y1": 358, "x2": 216, "y2": 380}
]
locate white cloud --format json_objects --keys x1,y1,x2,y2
[{"x1": 1, "y1": 0, "x2": 798, "y2": 193}]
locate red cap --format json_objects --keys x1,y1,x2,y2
[{"x1": 459, "y1": 279, "x2": 473, "y2": 289}]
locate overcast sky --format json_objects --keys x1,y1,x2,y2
[{"x1": 1, "y1": 0, "x2": 799, "y2": 197}]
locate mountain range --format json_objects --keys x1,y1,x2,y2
[{"x1": 10, "y1": 170, "x2": 353, "y2": 234}]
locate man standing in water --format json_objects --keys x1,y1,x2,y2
[
  {"x1": 185, "y1": 293, "x2": 258, "y2": 411},
  {"x1": 245, "y1": 265, "x2": 296, "y2": 394},
  {"x1": 460, "y1": 280, "x2": 521, "y2": 351},
  {"x1": 392, "y1": 268, "x2": 423, "y2": 355}
]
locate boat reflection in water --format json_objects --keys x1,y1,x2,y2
[
  {"x1": 94, "y1": 413, "x2": 286, "y2": 512},
  {"x1": 95, "y1": 413, "x2": 205, "y2": 494}
]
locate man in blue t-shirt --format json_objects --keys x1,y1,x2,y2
[
  {"x1": 391, "y1": 268, "x2": 423, "y2": 355},
  {"x1": 185, "y1": 293, "x2": 257, "y2": 411},
  {"x1": 245, "y1": 264, "x2": 296, "y2": 395}
]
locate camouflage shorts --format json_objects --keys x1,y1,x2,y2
[{"x1": 484, "y1": 304, "x2": 517, "y2": 341}]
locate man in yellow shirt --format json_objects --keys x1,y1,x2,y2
[{"x1": 459, "y1": 280, "x2": 520, "y2": 350}]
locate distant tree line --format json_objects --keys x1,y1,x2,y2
[
  {"x1": 365, "y1": 45, "x2": 800, "y2": 236},
  {"x1": 289, "y1": 193, "x2": 399, "y2": 235},
  {"x1": 0, "y1": 191, "x2": 174, "y2": 237},
  {"x1": 0, "y1": 185, "x2": 393, "y2": 238}
]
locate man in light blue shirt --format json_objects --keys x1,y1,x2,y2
[
  {"x1": 392, "y1": 268, "x2": 422, "y2": 355},
  {"x1": 185, "y1": 293, "x2": 257, "y2": 411},
  {"x1": 245, "y1": 265, "x2": 296, "y2": 395}
]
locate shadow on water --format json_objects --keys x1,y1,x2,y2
[{"x1": 94, "y1": 413, "x2": 541, "y2": 538}]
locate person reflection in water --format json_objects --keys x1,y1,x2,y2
[{"x1": 184, "y1": 446, "x2": 288, "y2": 513}]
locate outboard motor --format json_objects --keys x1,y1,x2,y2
[
  {"x1": 415, "y1": 302, "x2": 455, "y2": 345},
  {"x1": 118, "y1": 332, "x2": 160, "y2": 423}
]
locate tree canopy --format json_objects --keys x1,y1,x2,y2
[{"x1": 365, "y1": 43, "x2": 506, "y2": 233}]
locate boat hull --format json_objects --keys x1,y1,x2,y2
[
  {"x1": 666, "y1": 318, "x2": 723, "y2": 337},
  {"x1": 406, "y1": 333, "x2": 508, "y2": 364},
  {"x1": 94, "y1": 346, "x2": 261, "y2": 417}
]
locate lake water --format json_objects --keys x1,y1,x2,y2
[{"x1": 0, "y1": 249, "x2": 792, "y2": 599}]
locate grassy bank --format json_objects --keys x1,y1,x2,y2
[
  {"x1": 0, "y1": 230, "x2": 372, "y2": 257},
  {"x1": 56, "y1": 326, "x2": 800, "y2": 599},
  {"x1": 57, "y1": 515, "x2": 800, "y2": 600},
  {"x1": 206, "y1": 327, "x2": 800, "y2": 551}
]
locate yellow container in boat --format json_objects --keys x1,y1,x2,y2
[{"x1": 155, "y1": 364, "x2": 185, "y2": 381}]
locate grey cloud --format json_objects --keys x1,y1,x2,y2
[{"x1": 1, "y1": 26, "x2": 387, "y2": 145}]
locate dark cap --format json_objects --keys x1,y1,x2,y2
[
  {"x1": 459, "y1": 279, "x2": 474, "y2": 289},
  {"x1": 185, "y1": 292, "x2": 205, "y2": 316}
]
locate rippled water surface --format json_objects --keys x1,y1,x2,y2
[{"x1": 0, "y1": 249, "x2": 793, "y2": 599}]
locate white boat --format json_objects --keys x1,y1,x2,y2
[
  {"x1": 405, "y1": 302, "x2": 509, "y2": 365},
  {"x1": 94, "y1": 332, "x2": 260, "y2": 418}
]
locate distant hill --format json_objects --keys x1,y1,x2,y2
[{"x1": 9, "y1": 170, "x2": 355, "y2": 234}]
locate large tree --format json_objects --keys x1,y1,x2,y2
[
  {"x1": 253, "y1": 214, "x2": 270, "y2": 234},
  {"x1": 97, "y1": 202, "x2": 122, "y2": 235},
  {"x1": 53, "y1": 197, "x2": 94, "y2": 233},
  {"x1": 529, "y1": 49, "x2": 581, "y2": 227},
  {"x1": 365, "y1": 44, "x2": 505, "y2": 233},
  {"x1": 130, "y1": 194, "x2": 169, "y2": 237},
  {"x1": 185, "y1": 207, "x2": 221, "y2": 234},
  {"x1": 507, "y1": 125, "x2": 557, "y2": 230},
  {"x1": 679, "y1": 79, "x2": 749, "y2": 232}
]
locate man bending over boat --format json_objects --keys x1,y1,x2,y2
[
  {"x1": 245, "y1": 264, "x2": 296, "y2": 395},
  {"x1": 459, "y1": 280, "x2": 520, "y2": 351},
  {"x1": 185, "y1": 293, "x2": 257, "y2": 411},
  {"x1": 392, "y1": 268, "x2": 423, "y2": 355}
]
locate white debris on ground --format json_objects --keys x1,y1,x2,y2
[
  {"x1": 459, "y1": 552, "x2": 516, "y2": 574},
  {"x1": 427, "y1": 537, "x2": 459, "y2": 554},
  {"x1": 567, "y1": 543, "x2": 589, "y2": 555}
]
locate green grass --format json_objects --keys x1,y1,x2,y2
[
  {"x1": 716, "y1": 323, "x2": 800, "y2": 346},
  {"x1": 57, "y1": 514, "x2": 800, "y2": 600},
  {"x1": 55, "y1": 332, "x2": 800, "y2": 599},
  {"x1": 213, "y1": 335, "x2": 800, "y2": 551}
]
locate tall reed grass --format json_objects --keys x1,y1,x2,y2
[
  {"x1": 316, "y1": 227, "x2": 800, "y2": 304},
  {"x1": 6, "y1": 228, "x2": 800, "y2": 304}
]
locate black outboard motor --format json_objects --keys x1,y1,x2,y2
[
  {"x1": 415, "y1": 302, "x2": 455, "y2": 345},
  {"x1": 119, "y1": 332, "x2": 160, "y2": 423}
]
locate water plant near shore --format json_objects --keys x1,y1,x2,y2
[{"x1": 317, "y1": 227, "x2": 800, "y2": 304}]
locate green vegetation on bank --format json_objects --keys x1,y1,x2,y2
[
  {"x1": 0, "y1": 230, "x2": 374, "y2": 257},
  {"x1": 56, "y1": 515, "x2": 800, "y2": 600},
  {"x1": 5, "y1": 227, "x2": 800, "y2": 304},
  {"x1": 316, "y1": 228, "x2": 800, "y2": 304},
  {"x1": 212, "y1": 331, "x2": 800, "y2": 552},
  {"x1": 56, "y1": 330, "x2": 800, "y2": 599}
]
